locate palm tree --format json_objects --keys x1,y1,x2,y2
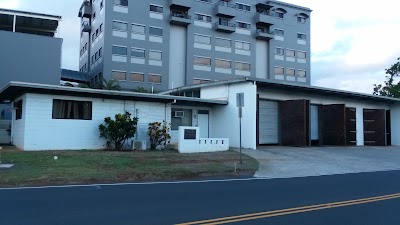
[{"x1": 102, "y1": 78, "x2": 121, "y2": 91}]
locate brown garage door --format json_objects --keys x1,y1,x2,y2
[
  {"x1": 321, "y1": 104, "x2": 346, "y2": 146},
  {"x1": 280, "y1": 99, "x2": 310, "y2": 146},
  {"x1": 363, "y1": 109, "x2": 386, "y2": 146},
  {"x1": 346, "y1": 107, "x2": 357, "y2": 146}
]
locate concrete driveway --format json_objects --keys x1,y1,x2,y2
[{"x1": 241, "y1": 146, "x2": 400, "y2": 179}]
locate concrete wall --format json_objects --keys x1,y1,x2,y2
[
  {"x1": 391, "y1": 105, "x2": 400, "y2": 146},
  {"x1": 258, "y1": 88, "x2": 392, "y2": 146},
  {"x1": 0, "y1": 31, "x2": 62, "y2": 89},
  {"x1": 202, "y1": 82, "x2": 257, "y2": 149},
  {"x1": 11, "y1": 93, "x2": 171, "y2": 151}
]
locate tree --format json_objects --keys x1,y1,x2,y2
[
  {"x1": 148, "y1": 121, "x2": 171, "y2": 150},
  {"x1": 373, "y1": 57, "x2": 400, "y2": 98},
  {"x1": 133, "y1": 87, "x2": 150, "y2": 93},
  {"x1": 102, "y1": 78, "x2": 121, "y2": 91},
  {"x1": 99, "y1": 111, "x2": 138, "y2": 151},
  {"x1": 78, "y1": 83, "x2": 90, "y2": 88}
]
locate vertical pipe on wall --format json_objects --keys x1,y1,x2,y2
[{"x1": 13, "y1": 15, "x2": 16, "y2": 32}]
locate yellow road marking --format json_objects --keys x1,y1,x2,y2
[{"x1": 176, "y1": 193, "x2": 400, "y2": 225}]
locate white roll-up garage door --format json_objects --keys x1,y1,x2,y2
[{"x1": 259, "y1": 100, "x2": 279, "y2": 144}]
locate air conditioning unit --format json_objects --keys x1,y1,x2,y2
[
  {"x1": 132, "y1": 140, "x2": 147, "y2": 150},
  {"x1": 174, "y1": 111, "x2": 184, "y2": 118}
]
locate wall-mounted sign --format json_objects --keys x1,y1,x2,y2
[{"x1": 184, "y1": 129, "x2": 197, "y2": 140}]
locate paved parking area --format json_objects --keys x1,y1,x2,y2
[{"x1": 240, "y1": 146, "x2": 400, "y2": 179}]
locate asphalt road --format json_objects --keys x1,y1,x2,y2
[{"x1": 1, "y1": 170, "x2": 400, "y2": 225}]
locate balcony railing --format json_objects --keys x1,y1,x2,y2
[
  {"x1": 217, "y1": 1, "x2": 236, "y2": 8},
  {"x1": 170, "y1": 12, "x2": 191, "y2": 19},
  {"x1": 216, "y1": 20, "x2": 236, "y2": 27}
]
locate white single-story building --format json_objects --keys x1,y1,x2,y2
[
  {"x1": 0, "y1": 78, "x2": 399, "y2": 151},
  {"x1": 0, "y1": 82, "x2": 226, "y2": 151}
]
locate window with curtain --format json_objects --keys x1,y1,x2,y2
[{"x1": 52, "y1": 100, "x2": 92, "y2": 120}]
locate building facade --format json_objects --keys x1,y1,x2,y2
[{"x1": 78, "y1": 0, "x2": 311, "y2": 92}]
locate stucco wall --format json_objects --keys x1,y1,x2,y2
[
  {"x1": 0, "y1": 31, "x2": 62, "y2": 89},
  {"x1": 391, "y1": 105, "x2": 400, "y2": 146},
  {"x1": 12, "y1": 93, "x2": 171, "y2": 151},
  {"x1": 202, "y1": 82, "x2": 257, "y2": 149}
]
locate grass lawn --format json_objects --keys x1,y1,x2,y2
[{"x1": 0, "y1": 148, "x2": 259, "y2": 187}]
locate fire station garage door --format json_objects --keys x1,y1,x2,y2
[
  {"x1": 258, "y1": 100, "x2": 279, "y2": 144},
  {"x1": 363, "y1": 109, "x2": 386, "y2": 146}
]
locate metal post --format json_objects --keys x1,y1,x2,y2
[
  {"x1": 13, "y1": 15, "x2": 16, "y2": 32},
  {"x1": 239, "y1": 114, "x2": 242, "y2": 164}
]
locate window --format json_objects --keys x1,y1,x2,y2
[
  {"x1": 286, "y1": 49, "x2": 295, "y2": 57},
  {"x1": 132, "y1": 24, "x2": 145, "y2": 34},
  {"x1": 112, "y1": 71, "x2": 127, "y2": 80},
  {"x1": 297, "y1": 33, "x2": 306, "y2": 40},
  {"x1": 99, "y1": 24, "x2": 103, "y2": 33},
  {"x1": 235, "y1": 62, "x2": 250, "y2": 71},
  {"x1": 194, "y1": 56, "x2": 211, "y2": 66},
  {"x1": 92, "y1": 12, "x2": 96, "y2": 20},
  {"x1": 297, "y1": 70, "x2": 307, "y2": 77},
  {"x1": 275, "y1": 67, "x2": 284, "y2": 75},
  {"x1": 100, "y1": 0, "x2": 104, "y2": 10},
  {"x1": 52, "y1": 100, "x2": 92, "y2": 120},
  {"x1": 14, "y1": 100, "x2": 22, "y2": 120},
  {"x1": 91, "y1": 55, "x2": 95, "y2": 64},
  {"x1": 236, "y1": 21, "x2": 251, "y2": 29},
  {"x1": 149, "y1": 27, "x2": 162, "y2": 36},
  {"x1": 235, "y1": 41, "x2": 250, "y2": 51},
  {"x1": 275, "y1": 29, "x2": 284, "y2": 36},
  {"x1": 98, "y1": 47, "x2": 102, "y2": 58},
  {"x1": 275, "y1": 8, "x2": 286, "y2": 19},
  {"x1": 297, "y1": 16, "x2": 306, "y2": 23},
  {"x1": 297, "y1": 51, "x2": 306, "y2": 59},
  {"x1": 131, "y1": 72, "x2": 144, "y2": 82},
  {"x1": 149, "y1": 50, "x2": 162, "y2": 61},
  {"x1": 215, "y1": 38, "x2": 231, "y2": 48},
  {"x1": 194, "y1": 34, "x2": 211, "y2": 45},
  {"x1": 113, "y1": 21, "x2": 128, "y2": 31},
  {"x1": 275, "y1": 47, "x2": 284, "y2": 55},
  {"x1": 114, "y1": 0, "x2": 128, "y2": 7},
  {"x1": 193, "y1": 79, "x2": 211, "y2": 85},
  {"x1": 150, "y1": 5, "x2": 163, "y2": 13},
  {"x1": 287, "y1": 68, "x2": 295, "y2": 76},
  {"x1": 149, "y1": 74, "x2": 162, "y2": 83},
  {"x1": 92, "y1": 33, "x2": 95, "y2": 42},
  {"x1": 112, "y1": 46, "x2": 127, "y2": 55},
  {"x1": 194, "y1": 13, "x2": 212, "y2": 22},
  {"x1": 236, "y1": 3, "x2": 251, "y2": 11},
  {"x1": 131, "y1": 48, "x2": 145, "y2": 58},
  {"x1": 215, "y1": 59, "x2": 231, "y2": 69},
  {"x1": 171, "y1": 109, "x2": 192, "y2": 130}
]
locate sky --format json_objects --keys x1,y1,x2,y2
[{"x1": 1, "y1": 0, "x2": 399, "y2": 94}]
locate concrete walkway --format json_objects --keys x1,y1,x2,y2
[{"x1": 240, "y1": 146, "x2": 400, "y2": 179}]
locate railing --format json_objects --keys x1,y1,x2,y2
[
  {"x1": 256, "y1": 29, "x2": 274, "y2": 35},
  {"x1": 170, "y1": 12, "x2": 191, "y2": 19},
  {"x1": 216, "y1": 20, "x2": 236, "y2": 27},
  {"x1": 257, "y1": 10, "x2": 274, "y2": 16},
  {"x1": 217, "y1": 1, "x2": 236, "y2": 8}
]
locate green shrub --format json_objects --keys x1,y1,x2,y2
[
  {"x1": 99, "y1": 111, "x2": 138, "y2": 151},
  {"x1": 148, "y1": 121, "x2": 171, "y2": 150}
]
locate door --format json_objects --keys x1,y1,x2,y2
[
  {"x1": 363, "y1": 109, "x2": 386, "y2": 146},
  {"x1": 280, "y1": 99, "x2": 310, "y2": 146},
  {"x1": 0, "y1": 120, "x2": 11, "y2": 144},
  {"x1": 258, "y1": 100, "x2": 279, "y2": 144},
  {"x1": 310, "y1": 105, "x2": 320, "y2": 143},
  {"x1": 321, "y1": 104, "x2": 346, "y2": 146},
  {"x1": 346, "y1": 107, "x2": 357, "y2": 146},
  {"x1": 198, "y1": 111, "x2": 209, "y2": 138}
]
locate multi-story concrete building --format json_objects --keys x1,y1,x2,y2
[{"x1": 78, "y1": 0, "x2": 311, "y2": 92}]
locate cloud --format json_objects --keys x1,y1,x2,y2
[{"x1": 0, "y1": 0, "x2": 20, "y2": 8}]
